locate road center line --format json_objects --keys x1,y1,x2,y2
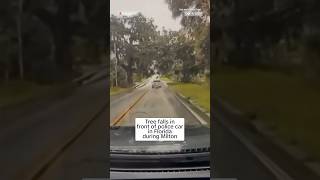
[{"x1": 110, "y1": 90, "x2": 149, "y2": 126}]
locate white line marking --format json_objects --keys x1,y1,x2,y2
[
  {"x1": 176, "y1": 94, "x2": 208, "y2": 125},
  {"x1": 215, "y1": 113, "x2": 294, "y2": 180}
]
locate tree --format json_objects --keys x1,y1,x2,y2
[
  {"x1": 175, "y1": 35, "x2": 196, "y2": 82},
  {"x1": 0, "y1": 0, "x2": 107, "y2": 83},
  {"x1": 0, "y1": 0, "x2": 25, "y2": 81},
  {"x1": 110, "y1": 13, "x2": 158, "y2": 86},
  {"x1": 17, "y1": 0, "x2": 24, "y2": 80},
  {"x1": 0, "y1": 33, "x2": 15, "y2": 82},
  {"x1": 154, "y1": 30, "x2": 179, "y2": 75},
  {"x1": 166, "y1": 0, "x2": 209, "y2": 28},
  {"x1": 110, "y1": 15, "x2": 128, "y2": 86},
  {"x1": 165, "y1": 0, "x2": 210, "y2": 78},
  {"x1": 25, "y1": 0, "x2": 82, "y2": 79}
]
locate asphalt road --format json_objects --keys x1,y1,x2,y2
[
  {"x1": 37, "y1": 108, "x2": 108, "y2": 180},
  {"x1": 213, "y1": 119, "x2": 278, "y2": 180},
  {"x1": 0, "y1": 75, "x2": 298, "y2": 180},
  {"x1": 110, "y1": 75, "x2": 203, "y2": 127},
  {"x1": 109, "y1": 76, "x2": 279, "y2": 180},
  {"x1": 0, "y1": 79, "x2": 109, "y2": 180}
]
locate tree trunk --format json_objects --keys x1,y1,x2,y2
[
  {"x1": 127, "y1": 70, "x2": 133, "y2": 86},
  {"x1": 54, "y1": 0, "x2": 73, "y2": 80},
  {"x1": 4, "y1": 69, "x2": 9, "y2": 83},
  {"x1": 17, "y1": 0, "x2": 24, "y2": 80},
  {"x1": 115, "y1": 59, "x2": 118, "y2": 87},
  {"x1": 120, "y1": 60, "x2": 133, "y2": 87},
  {"x1": 126, "y1": 44, "x2": 134, "y2": 86},
  {"x1": 113, "y1": 37, "x2": 118, "y2": 87}
]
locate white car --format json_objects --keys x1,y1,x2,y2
[{"x1": 152, "y1": 79, "x2": 161, "y2": 88}]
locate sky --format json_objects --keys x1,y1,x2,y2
[{"x1": 110, "y1": 0, "x2": 182, "y2": 31}]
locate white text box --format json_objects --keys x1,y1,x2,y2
[{"x1": 135, "y1": 118, "x2": 184, "y2": 141}]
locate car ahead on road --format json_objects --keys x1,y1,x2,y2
[{"x1": 152, "y1": 79, "x2": 161, "y2": 88}]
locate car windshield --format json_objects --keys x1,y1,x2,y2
[{"x1": 110, "y1": 0, "x2": 210, "y2": 154}]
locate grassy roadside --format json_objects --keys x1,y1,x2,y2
[
  {"x1": 214, "y1": 66, "x2": 320, "y2": 160},
  {"x1": 110, "y1": 75, "x2": 148, "y2": 96},
  {"x1": 162, "y1": 77, "x2": 210, "y2": 113},
  {"x1": 0, "y1": 81, "x2": 72, "y2": 109},
  {"x1": 110, "y1": 87, "x2": 129, "y2": 96},
  {"x1": 160, "y1": 76, "x2": 172, "y2": 83}
]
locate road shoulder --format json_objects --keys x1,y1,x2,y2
[{"x1": 213, "y1": 96, "x2": 320, "y2": 179}]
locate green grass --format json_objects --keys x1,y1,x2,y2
[
  {"x1": 214, "y1": 66, "x2": 320, "y2": 160},
  {"x1": 0, "y1": 81, "x2": 68, "y2": 108},
  {"x1": 110, "y1": 87, "x2": 129, "y2": 96},
  {"x1": 161, "y1": 74, "x2": 173, "y2": 80},
  {"x1": 166, "y1": 81, "x2": 210, "y2": 113},
  {"x1": 110, "y1": 75, "x2": 145, "y2": 96},
  {"x1": 160, "y1": 76, "x2": 172, "y2": 82}
]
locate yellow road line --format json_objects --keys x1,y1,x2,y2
[{"x1": 110, "y1": 90, "x2": 149, "y2": 126}]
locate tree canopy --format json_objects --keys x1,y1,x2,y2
[{"x1": 0, "y1": 0, "x2": 107, "y2": 83}]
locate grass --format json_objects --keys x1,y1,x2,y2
[
  {"x1": 110, "y1": 75, "x2": 146, "y2": 96},
  {"x1": 110, "y1": 87, "x2": 129, "y2": 96},
  {"x1": 164, "y1": 78, "x2": 210, "y2": 113},
  {"x1": 160, "y1": 76, "x2": 172, "y2": 83},
  {"x1": 214, "y1": 66, "x2": 320, "y2": 160},
  {"x1": 0, "y1": 81, "x2": 69, "y2": 108}
]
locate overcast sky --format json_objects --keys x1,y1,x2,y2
[{"x1": 110, "y1": 0, "x2": 182, "y2": 31}]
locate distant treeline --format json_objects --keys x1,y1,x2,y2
[
  {"x1": 214, "y1": 0, "x2": 320, "y2": 78},
  {"x1": 0, "y1": 0, "x2": 107, "y2": 84}
]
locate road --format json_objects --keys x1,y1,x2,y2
[
  {"x1": 110, "y1": 75, "x2": 203, "y2": 127},
  {"x1": 109, "y1": 76, "x2": 280, "y2": 180},
  {"x1": 0, "y1": 79, "x2": 109, "y2": 180},
  {"x1": 0, "y1": 75, "x2": 301, "y2": 180}
]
